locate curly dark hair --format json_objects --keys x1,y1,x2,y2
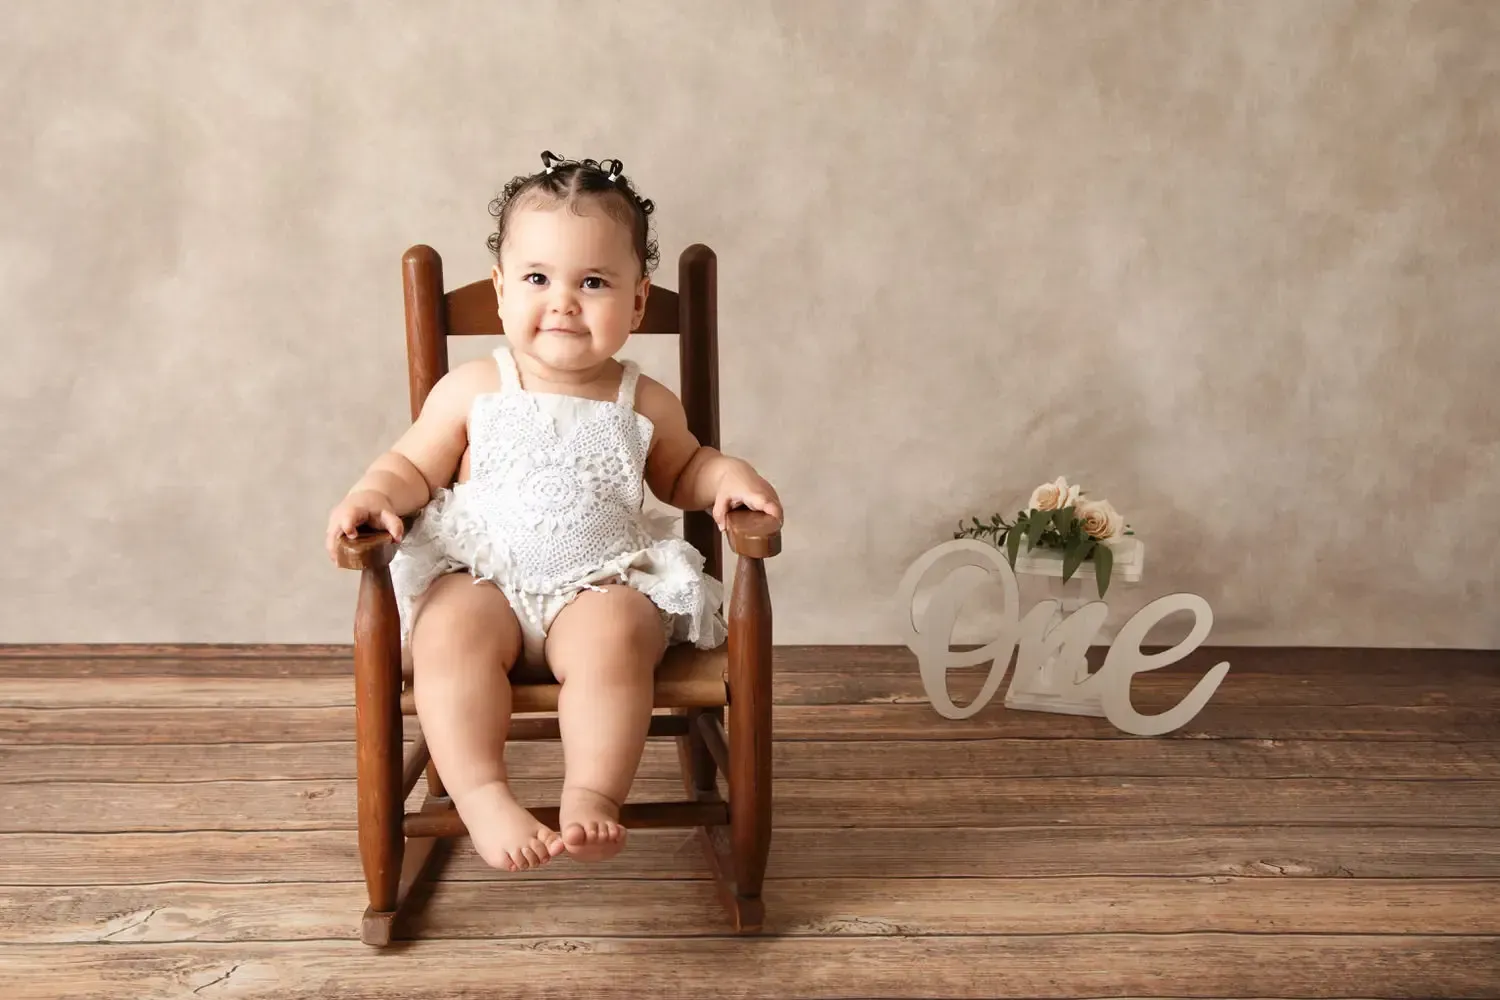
[{"x1": 486, "y1": 151, "x2": 660, "y2": 276}]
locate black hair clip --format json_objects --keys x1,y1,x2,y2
[{"x1": 538, "y1": 151, "x2": 625, "y2": 184}]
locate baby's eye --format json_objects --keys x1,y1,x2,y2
[
  {"x1": 582, "y1": 276, "x2": 608, "y2": 290},
  {"x1": 524, "y1": 273, "x2": 548, "y2": 286}
]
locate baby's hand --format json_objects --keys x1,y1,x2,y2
[
  {"x1": 711, "y1": 464, "x2": 783, "y2": 530},
  {"x1": 325, "y1": 489, "x2": 405, "y2": 563}
]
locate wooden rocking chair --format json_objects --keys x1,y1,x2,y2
[{"x1": 333, "y1": 244, "x2": 781, "y2": 946}]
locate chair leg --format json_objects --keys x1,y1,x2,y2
[
  {"x1": 425, "y1": 758, "x2": 448, "y2": 799},
  {"x1": 354, "y1": 565, "x2": 405, "y2": 946},
  {"x1": 724, "y1": 556, "x2": 773, "y2": 931},
  {"x1": 361, "y1": 795, "x2": 453, "y2": 946},
  {"x1": 676, "y1": 707, "x2": 721, "y2": 795}
]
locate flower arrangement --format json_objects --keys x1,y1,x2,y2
[{"x1": 954, "y1": 476, "x2": 1135, "y2": 596}]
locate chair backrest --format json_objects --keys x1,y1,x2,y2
[{"x1": 399, "y1": 243, "x2": 723, "y2": 579}]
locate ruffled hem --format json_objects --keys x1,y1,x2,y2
[{"x1": 389, "y1": 489, "x2": 726, "y2": 650}]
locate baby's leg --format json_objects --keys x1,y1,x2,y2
[
  {"x1": 544, "y1": 585, "x2": 667, "y2": 862},
  {"x1": 410, "y1": 573, "x2": 564, "y2": 872}
]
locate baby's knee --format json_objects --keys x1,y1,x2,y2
[
  {"x1": 549, "y1": 586, "x2": 666, "y2": 673},
  {"x1": 411, "y1": 577, "x2": 522, "y2": 666},
  {"x1": 588, "y1": 586, "x2": 668, "y2": 654}
]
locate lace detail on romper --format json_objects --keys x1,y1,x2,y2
[{"x1": 389, "y1": 346, "x2": 726, "y2": 655}]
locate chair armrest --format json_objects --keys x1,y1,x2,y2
[
  {"x1": 725, "y1": 509, "x2": 781, "y2": 559},
  {"x1": 335, "y1": 528, "x2": 399, "y2": 570}
]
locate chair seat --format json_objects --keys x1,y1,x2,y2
[{"x1": 401, "y1": 643, "x2": 728, "y2": 715}]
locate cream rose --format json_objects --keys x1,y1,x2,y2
[
  {"x1": 1077, "y1": 499, "x2": 1124, "y2": 540},
  {"x1": 1028, "y1": 477, "x2": 1080, "y2": 512}
]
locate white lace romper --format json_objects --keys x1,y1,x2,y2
[{"x1": 390, "y1": 346, "x2": 727, "y2": 668}]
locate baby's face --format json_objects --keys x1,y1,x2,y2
[{"x1": 493, "y1": 200, "x2": 648, "y2": 373}]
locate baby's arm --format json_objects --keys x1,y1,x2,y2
[
  {"x1": 326, "y1": 361, "x2": 488, "y2": 552},
  {"x1": 638, "y1": 376, "x2": 782, "y2": 528}
]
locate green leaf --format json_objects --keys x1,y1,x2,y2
[
  {"x1": 1094, "y1": 541, "x2": 1114, "y2": 598},
  {"x1": 1054, "y1": 505, "x2": 1077, "y2": 538},
  {"x1": 1006, "y1": 522, "x2": 1023, "y2": 566},
  {"x1": 1062, "y1": 535, "x2": 1093, "y2": 582},
  {"x1": 1026, "y1": 509, "x2": 1054, "y2": 549}
]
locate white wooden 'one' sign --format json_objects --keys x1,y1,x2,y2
[{"x1": 895, "y1": 539, "x2": 1230, "y2": 736}]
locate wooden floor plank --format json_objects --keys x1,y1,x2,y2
[
  {"x1": 796, "y1": 703, "x2": 1500, "y2": 741},
  {"x1": 3, "y1": 648, "x2": 1496, "y2": 707},
  {"x1": 6, "y1": 776, "x2": 1498, "y2": 834},
  {"x1": 140, "y1": 823, "x2": 1500, "y2": 882},
  {"x1": 0, "y1": 678, "x2": 356, "y2": 709},
  {"x1": 6, "y1": 701, "x2": 1495, "y2": 745},
  {"x1": 8, "y1": 876, "x2": 1500, "y2": 944},
  {"x1": 6, "y1": 825, "x2": 1498, "y2": 886},
  {"x1": 0, "y1": 644, "x2": 352, "y2": 659},
  {"x1": 0, "y1": 706, "x2": 418, "y2": 744},
  {"x1": 0, "y1": 829, "x2": 697, "y2": 885},
  {"x1": 5, "y1": 737, "x2": 1496, "y2": 784},
  {"x1": 778, "y1": 664, "x2": 1500, "y2": 708},
  {"x1": 3, "y1": 936, "x2": 1497, "y2": 1000},
  {"x1": 4, "y1": 643, "x2": 1494, "y2": 687}
]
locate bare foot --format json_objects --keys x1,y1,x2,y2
[
  {"x1": 452, "y1": 780, "x2": 565, "y2": 872},
  {"x1": 559, "y1": 786, "x2": 627, "y2": 862}
]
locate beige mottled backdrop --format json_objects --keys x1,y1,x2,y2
[{"x1": 2, "y1": 1, "x2": 1497, "y2": 647}]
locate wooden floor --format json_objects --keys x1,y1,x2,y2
[{"x1": 1, "y1": 644, "x2": 1498, "y2": 998}]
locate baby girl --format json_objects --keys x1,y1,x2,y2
[{"x1": 325, "y1": 152, "x2": 781, "y2": 871}]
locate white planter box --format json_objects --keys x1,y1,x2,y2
[{"x1": 1009, "y1": 536, "x2": 1145, "y2": 583}]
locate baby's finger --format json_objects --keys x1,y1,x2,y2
[
  {"x1": 381, "y1": 510, "x2": 404, "y2": 541},
  {"x1": 327, "y1": 518, "x2": 352, "y2": 561},
  {"x1": 712, "y1": 495, "x2": 729, "y2": 529},
  {"x1": 740, "y1": 492, "x2": 778, "y2": 517}
]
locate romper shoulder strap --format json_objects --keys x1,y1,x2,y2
[
  {"x1": 615, "y1": 360, "x2": 641, "y2": 408},
  {"x1": 492, "y1": 346, "x2": 523, "y2": 393}
]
